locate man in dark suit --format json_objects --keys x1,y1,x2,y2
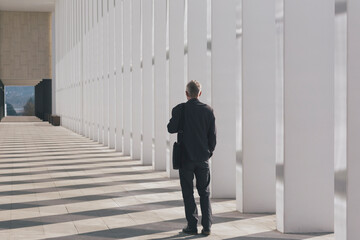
[{"x1": 167, "y1": 80, "x2": 216, "y2": 236}]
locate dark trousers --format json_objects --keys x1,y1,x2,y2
[{"x1": 179, "y1": 160, "x2": 212, "y2": 230}]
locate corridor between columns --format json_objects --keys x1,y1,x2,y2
[{"x1": 0, "y1": 122, "x2": 334, "y2": 240}]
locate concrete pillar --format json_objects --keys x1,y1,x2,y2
[
  {"x1": 187, "y1": 0, "x2": 209, "y2": 104},
  {"x1": 131, "y1": 0, "x2": 142, "y2": 159},
  {"x1": 52, "y1": 10, "x2": 57, "y2": 116},
  {"x1": 115, "y1": 0, "x2": 123, "y2": 152},
  {"x1": 276, "y1": 0, "x2": 334, "y2": 233},
  {"x1": 79, "y1": 0, "x2": 84, "y2": 136},
  {"x1": 92, "y1": 0, "x2": 98, "y2": 141},
  {"x1": 168, "y1": 0, "x2": 185, "y2": 178},
  {"x1": 96, "y1": 0, "x2": 102, "y2": 143},
  {"x1": 141, "y1": 0, "x2": 153, "y2": 165},
  {"x1": 122, "y1": 0, "x2": 131, "y2": 155},
  {"x1": 335, "y1": 0, "x2": 360, "y2": 239},
  {"x1": 211, "y1": 0, "x2": 236, "y2": 198},
  {"x1": 103, "y1": 0, "x2": 109, "y2": 146},
  {"x1": 98, "y1": 2, "x2": 104, "y2": 144},
  {"x1": 72, "y1": 2, "x2": 75, "y2": 131},
  {"x1": 83, "y1": 0, "x2": 87, "y2": 138},
  {"x1": 109, "y1": 0, "x2": 116, "y2": 149},
  {"x1": 239, "y1": 0, "x2": 276, "y2": 213},
  {"x1": 344, "y1": 1, "x2": 360, "y2": 238},
  {"x1": 83, "y1": 0, "x2": 88, "y2": 138},
  {"x1": 153, "y1": 0, "x2": 167, "y2": 170},
  {"x1": 85, "y1": 0, "x2": 88, "y2": 133}
]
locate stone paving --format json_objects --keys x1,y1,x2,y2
[
  {"x1": 0, "y1": 119, "x2": 335, "y2": 240},
  {"x1": 1, "y1": 116, "x2": 42, "y2": 122}
]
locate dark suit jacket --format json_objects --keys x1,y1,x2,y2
[{"x1": 167, "y1": 98, "x2": 216, "y2": 162}]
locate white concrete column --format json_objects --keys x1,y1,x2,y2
[
  {"x1": 211, "y1": 0, "x2": 236, "y2": 198},
  {"x1": 72, "y1": 3, "x2": 76, "y2": 132},
  {"x1": 79, "y1": 0, "x2": 83, "y2": 135},
  {"x1": 85, "y1": 0, "x2": 89, "y2": 137},
  {"x1": 276, "y1": 0, "x2": 334, "y2": 233},
  {"x1": 52, "y1": 11, "x2": 57, "y2": 116},
  {"x1": 103, "y1": 0, "x2": 110, "y2": 146},
  {"x1": 239, "y1": 0, "x2": 276, "y2": 213},
  {"x1": 96, "y1": 0, "x2": 102, "y2": 142},
  {"x1": 141, "y1": 0, "x2": 153, "y2": 166},
  {"x1": 90, "y1": 0, "x2": 93, "y2": 135},
  {"x1": 153, "y1": 0, "x2": 167, "y2": 170},
  {"x1": 87, "y1": 0, "x2": 93, "y2": 139},
  {"x1": 335, "y1": 0, "x2": 360, "y2": 239},
  {"x1": 122, "y1": 0, "x2": 131, "y2": 155},
  {"x1": 83, "y1": 0, "x2": 87, "y2": 138},
  {"x1": 76, "y1": 2, "x2": 80, "y2": 134},
  {"x1": 84, "y1": 81, "x2": 88, "y2": 138},
  {"x1": 344, "y1": 1, "x2": 360, "y2": 238},
  {"x1": 115, "y1": 0, "x2": 123, "y2": 152},
  {"x1": 98, "y1": 2, "x2": 104, "y2": 144},
  {"x1": 131, "y1": 0, "x2": 142, "y2": 159},
  {"x1": 109, "y1": 0, "x2": 116, "y2": 149},
  {"x1": 92, "y1": 0, "x2": 98, "y2": 141},
  {"x1": 187, "y1": 0, "x2": 209, "y2": 104},
  {"x1": 168, "y1": 0, "x2": 185, "y2": 178},
  {"x1": 83, "y1": 0, "x2": 88, "y2": 138}
]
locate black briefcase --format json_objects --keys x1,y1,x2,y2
[
  {"x1": 172, "y1": 141, "x2": 182, "y2": 170},
  {"x1": 172, "y1": 104, "x2": 185, "y2": 170}
]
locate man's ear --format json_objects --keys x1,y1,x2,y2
[
  {"x1": 186, "y1": 91, "x2": 189, "y2": 97},
  {"x1": 199, "y1": 91, "x2": 202, "y2": 97}
]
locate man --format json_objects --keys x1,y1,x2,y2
[{"x1": 167, "y1": 80, "x2": 216, "y2": 236}]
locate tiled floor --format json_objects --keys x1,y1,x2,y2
[
  {"x1": 1, "y1": 116, "x2": 43, "y2": 122},
  {"x1": 0, "y1": 120, "x2": 335, "y2": 240}
]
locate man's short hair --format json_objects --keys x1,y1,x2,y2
[{"x1": 186, "y1": 80, "x2": 202, "y2": 98}]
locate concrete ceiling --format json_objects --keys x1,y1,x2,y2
[{"x1": 0, "y1": 0, "x2": 55, "y2": 12}]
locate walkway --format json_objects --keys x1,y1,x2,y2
[
  {"x1": 0, "y1": 121, "x2": 334, "y2": 240},
  {"x1": 1, "y1": 116, "x2": 42, "y2": 122}
]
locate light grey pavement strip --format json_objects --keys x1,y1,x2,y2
[{"x1": 1, "y1": 116, "x2": 43, "y2": 122}]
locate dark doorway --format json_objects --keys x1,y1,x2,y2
[
  {"x1": 0, "y1": 80, "x2": 4, "y2": 121},
  {"x1": 35, "y1": 79, "x2": 52, "y2": 121}
]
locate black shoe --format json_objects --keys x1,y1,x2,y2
[
  {"x1": 182, "y1": 225, "x2": 198, "y2": 235},
  {"x1": 201, "y1": 228, "x2": 211, "y2": 236}
]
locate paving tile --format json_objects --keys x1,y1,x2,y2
[
  {"x1": 43, "y1": 222, "x2": 78, "y2": 236},
  {"x1": 73, "y1": 218, "x2": 109, "y2": 234}
]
